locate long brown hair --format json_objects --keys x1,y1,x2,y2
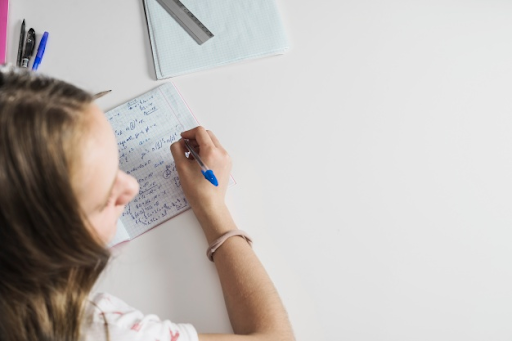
[{"x1": 0, "y1": 66, "x2": 111, "y2": 341}]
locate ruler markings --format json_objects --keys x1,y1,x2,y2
[{"x1": 155, "y1": 0, "x2": 214, "y2": 45}]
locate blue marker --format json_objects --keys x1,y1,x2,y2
[
  {"x1": 183, "y1": 139, "x2": 218, "y2": 186},
  {"x1": 32, "y1": 31, "x2": 48, "y2": 71}
]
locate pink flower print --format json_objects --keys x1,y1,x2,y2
[
  {"x1": 131, "y1": 322, "x2": 142, "y2": 332},
  {"x1": 170, "y1": 329, "x2": 180, "y2": 341},
  {"x1": 98, "y1": 294, "x2": 112, "y2": 303}
]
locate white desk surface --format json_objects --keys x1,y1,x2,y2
[{"x1": 7, "y1": 1, "x2": 512, "y2": 339}]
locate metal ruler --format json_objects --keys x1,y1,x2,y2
[{"x1": 155, "y1": 0, "x2": 214, "y2": 45}]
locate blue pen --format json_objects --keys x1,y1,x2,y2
[
  {"x1": 32, "y1": 31, "x2": 48, "y2": 71},
  {"x1": 183, "y1": 139, "x2": 218, "y2": 186}
]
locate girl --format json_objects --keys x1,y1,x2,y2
[{"x1": 0, "y1": 66, "x2": 294, "y2": 341}]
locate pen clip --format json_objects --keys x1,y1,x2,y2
[{"x1": 183, "y1": 139, "x2": 204, "y2": 168}]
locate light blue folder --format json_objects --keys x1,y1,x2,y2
[{"x1": 143, "y1": 0, "x2": 289, "y2": 78}]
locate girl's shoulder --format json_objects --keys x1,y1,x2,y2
[{"x1": 81, "y1": 292, "x2": 198, "y2": 341}]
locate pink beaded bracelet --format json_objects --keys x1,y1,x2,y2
[{"x1": 207, "y1": 230, "x2": 253, "y2": 262}]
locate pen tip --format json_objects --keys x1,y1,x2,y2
[{"x1": 93, "y1": 90, "x2": 112, "y2": 99}]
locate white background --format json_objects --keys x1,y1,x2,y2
[{"x1": 7, "y1": 1, "x2": 512, "y2": 340}]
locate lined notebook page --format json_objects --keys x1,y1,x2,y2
[{"x1": 105, "y1": 83, "x2": 198, "y2": 246}]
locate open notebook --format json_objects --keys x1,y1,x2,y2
[{"x1": 106, "y1": 83, "x2": 202, "y2": 247}]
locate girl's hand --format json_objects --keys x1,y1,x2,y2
[{"x1": 170, "y1": 126, "x2": 231, "y2": 216}]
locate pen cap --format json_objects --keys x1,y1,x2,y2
[
  {"x1": 36, "y1": 32, "x2": 49, "y2": 58},
  {"x1": 201, "y1": 170, "x2": 218, "y2": 186}
]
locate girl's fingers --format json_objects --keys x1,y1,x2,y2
[{"x1": 180, "y1": 126, "x2": 214, "y2": 148}]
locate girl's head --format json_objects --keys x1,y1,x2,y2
[
  {"x1": 69, "y1": 88, "x2": 140, "y2": 243},
  {"x1": 0, "y1": 66, "x2": 138, "y2": 341}
]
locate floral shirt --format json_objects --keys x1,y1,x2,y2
[{"x1": 81, "y1": 293, "x2": 198, "y2": 341}]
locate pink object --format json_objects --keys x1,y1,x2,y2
[
  {"x1": 169, "y1": 329, "x2": 180, "y2": 341},
  {"x1": 0, "y1": 0, "x2": 7, "y2": 64},
  {"x1": 131, "y1": 322, "x2": 142, "y2": 332}
]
